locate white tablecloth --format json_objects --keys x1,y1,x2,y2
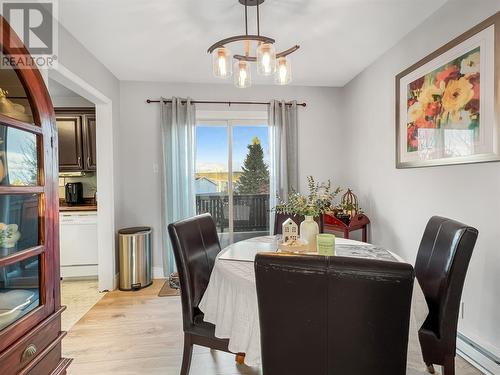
[{"x1": 199, "y1": 236, "x2": 429, "y2": 369}]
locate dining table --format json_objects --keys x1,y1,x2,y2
[{"x1": 199, "y1": 235, "x2": 429, "y2": 371}]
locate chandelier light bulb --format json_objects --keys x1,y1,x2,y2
[
  {"x1": 213, "y1": 47, "x2": 232, "y2": 78},
  {"x1": 275, "y1": 56, "x2": 292, "y2": 85},
  {"x1": 256, "y1": 43, "x2": 276, "y2": 76},
  {"x1": 234, "y1": 60, "x2": 252, "y2": 88},
  {"x1": 219, "y1": 57, "x2": 227, "y2": 76}
]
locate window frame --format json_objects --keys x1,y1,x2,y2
[{"x1": 196, "y1": 110, "x2": 269, "y2": 243}]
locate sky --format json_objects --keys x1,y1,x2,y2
[{"x1": 196, "y1": 125, "x2": 270, "y2": 172}]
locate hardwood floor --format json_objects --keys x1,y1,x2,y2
[
  {"x1": 61, "y1": 279, "x2": 106, "y2": 332},
  {"x1": 62, "y1": 280, "x2": 482, "y2": 375}
]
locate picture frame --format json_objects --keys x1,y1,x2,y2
[{"x1": 395, "y1": 12, "x2": 499, "y2": 168}]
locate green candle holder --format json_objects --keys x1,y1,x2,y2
[{"x1": 317, "y1": 233, "x2": 335, "y2": 256}]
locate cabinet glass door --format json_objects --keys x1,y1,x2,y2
[
  {"x1": 0, "y1": 124, "x2": 38, "y2": 186},
  {"x1": 0, "y1": 256, "x2": 40, "y2": 330},
  {"x1": 0, "y1": 68, "x2": 34, "y2": 124}
]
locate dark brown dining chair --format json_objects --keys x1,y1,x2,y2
[
  {"x1": 415, "y1": 216, "x2": 478, "y2": 375},
  {"x1": 168, "y1": 213, "x2": 230, "y2": 375},
  {"x1": 255, "y1": 253, "x2": 415, "y2": 375},
  {"x1": 273, "y1": 212, "x2": 324, "y2": 234}
]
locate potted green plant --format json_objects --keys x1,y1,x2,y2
[{"x1": 274, "y1": 176, "x2": 341, "y2": 250}]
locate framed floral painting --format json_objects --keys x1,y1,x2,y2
[{"x1": 396, "y1": 12, "x2": 499, "y2": 168}]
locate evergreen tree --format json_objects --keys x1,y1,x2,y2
[{"x1": 236, "y1": 137, "x2": 269, "y2": 194}]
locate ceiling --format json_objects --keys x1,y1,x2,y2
[{"x1": 58, "y1": 0, "x2": 447, "y2": 87}]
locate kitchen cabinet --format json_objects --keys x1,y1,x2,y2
[
  {"x1": 57, "y1": 115, "x2": 83, "y2": 171},
  {"x1": 83, "y1": 114, "x2": 96, "y2": 171},
  {"x1": 55, "y1": 108, "x2": 96, "y2": 172}
]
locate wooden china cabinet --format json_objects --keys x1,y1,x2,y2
[{"x1": 0, "y1": 17, "x2": 71, "y2": 374}]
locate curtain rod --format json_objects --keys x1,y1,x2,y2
[{"x1": 145, "y1": 99, "x2": 306, "y2": 107}]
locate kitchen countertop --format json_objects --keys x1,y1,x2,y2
[{"x1": 59, "y1": 203, "x2": 97, "y2": 212}]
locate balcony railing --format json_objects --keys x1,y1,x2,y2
[{"x1": 196, "y1": 193, "x2": 270, "y2": 233}]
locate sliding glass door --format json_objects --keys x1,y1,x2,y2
[{"x1": 195, "y1": 119, "x2": 270, "y2": 247}]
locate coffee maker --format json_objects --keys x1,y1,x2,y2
[{"x1": 65, "y1": 182, "x2": 83, "y2": 205}]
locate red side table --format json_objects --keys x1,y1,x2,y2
[{"x1": 323, "y1": 213, "x2": 370, "y2": 242}]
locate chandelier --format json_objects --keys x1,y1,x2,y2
[{"x1": 207, "y1": 0, "x2": 300, "y2": 88}]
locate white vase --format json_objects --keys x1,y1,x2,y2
[{"x1": 300, "y1": 216, "x2": 319, "y2": 252}]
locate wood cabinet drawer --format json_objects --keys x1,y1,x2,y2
[
  {"x1": 27, "y1": 342, "x2": 69, "y2": 375},
  {"x1": 0, "y1": 313, "x2": 61, "y2": 374}
]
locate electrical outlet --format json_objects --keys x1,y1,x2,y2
[{"x1": 153, "y1": 163, "x2": 159, "y2": 174}]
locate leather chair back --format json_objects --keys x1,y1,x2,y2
[
  {"x1": 168, "y1": 214, "x2": 221, "y2": 330},
  {"x1": 255, "y1": 253, "x2": 414, "y2": 375},
  {"x1": 415, "y1": 216, "x2": 478, "y2": 359},
  {"x1": 273, "y1": 212, "x2": 324, "y2": 235}
]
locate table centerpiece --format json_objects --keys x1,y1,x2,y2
[{"x1": 274, "y1": 176, "x2": 341, "y2": 251}]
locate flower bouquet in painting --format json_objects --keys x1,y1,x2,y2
[{"x1": 406, "y1": 48, "x2": 480, "y2": 157}]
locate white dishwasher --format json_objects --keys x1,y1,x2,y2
[{"x1": 59, "y1": 211, "x2": 98, "y2": 278}]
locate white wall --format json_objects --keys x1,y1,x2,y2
[
  {"x1": 49, "y1": 22, "x2": 121, "y2": 290},
  {"x1": 341, "y1": 0, "x2": 500, "y2": 357},
  {"x1": 55, "y1": 21, "x2": 121, "y2": 218},
  {"x1": 118, "y1": 81, "x2": 343, "y2": 276}
]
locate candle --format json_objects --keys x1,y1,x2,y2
[{"x1": 317, "y1": 234, "x2": 335, "y2": 256}]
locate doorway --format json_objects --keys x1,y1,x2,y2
[
  {"x1": 48, "y1": 64, "x2": 116, "y2": 293},
  {"x1": 195, "y1": 110, "x2": 270, "y2": 247}
]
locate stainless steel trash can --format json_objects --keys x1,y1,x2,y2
[{"x1": 118, "y1": 227, "x2": 152, "y2": 290}]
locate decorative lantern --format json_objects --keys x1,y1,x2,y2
[
  {"x1": 282, "y1": 218, "x2": 298, "y2": 243},
  {"x1": 341, "y1": 189, "x2": 358, "y2": 218}
]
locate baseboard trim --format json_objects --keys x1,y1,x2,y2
[
  {"x1": 457, "y1": 333, "x2": 500, "y2": 374},
  {"x1": 60, "y1": 265, "x2": 98, "y2": 278},
  {"x1": 153, "y1": 266, "x2": 166, "y2": 279},
  {"x1": 112, "y1": 269, "x2": 164, "y2": 291},
  {"x1": 112, "y1": 273, "x2": 119, "y2": 291}
]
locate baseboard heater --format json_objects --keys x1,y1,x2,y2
[{"x1": 457, "y1": 333, "x2": 500, "y2": 374}]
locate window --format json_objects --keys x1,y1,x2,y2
[{"x1": 195, "y1": 113, "x2": 270, "y2": 247}]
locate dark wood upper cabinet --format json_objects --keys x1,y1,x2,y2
[
  {"x1": 57, "y1": 115, "x2": 84, "y2": 171},
  {"x1": 55, "y1": 108, "x2": 96, "y2": 172},
  {"x1": 83, "y1": 114, "x2": 96, "y2": 171}
]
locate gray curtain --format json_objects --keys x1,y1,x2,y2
[
  {"x1": 159, "y1": 97, "x2": 196, "y2": 276},
  {"x1": 268, "y1": 100, "x2": 299, "y2": 227}
]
